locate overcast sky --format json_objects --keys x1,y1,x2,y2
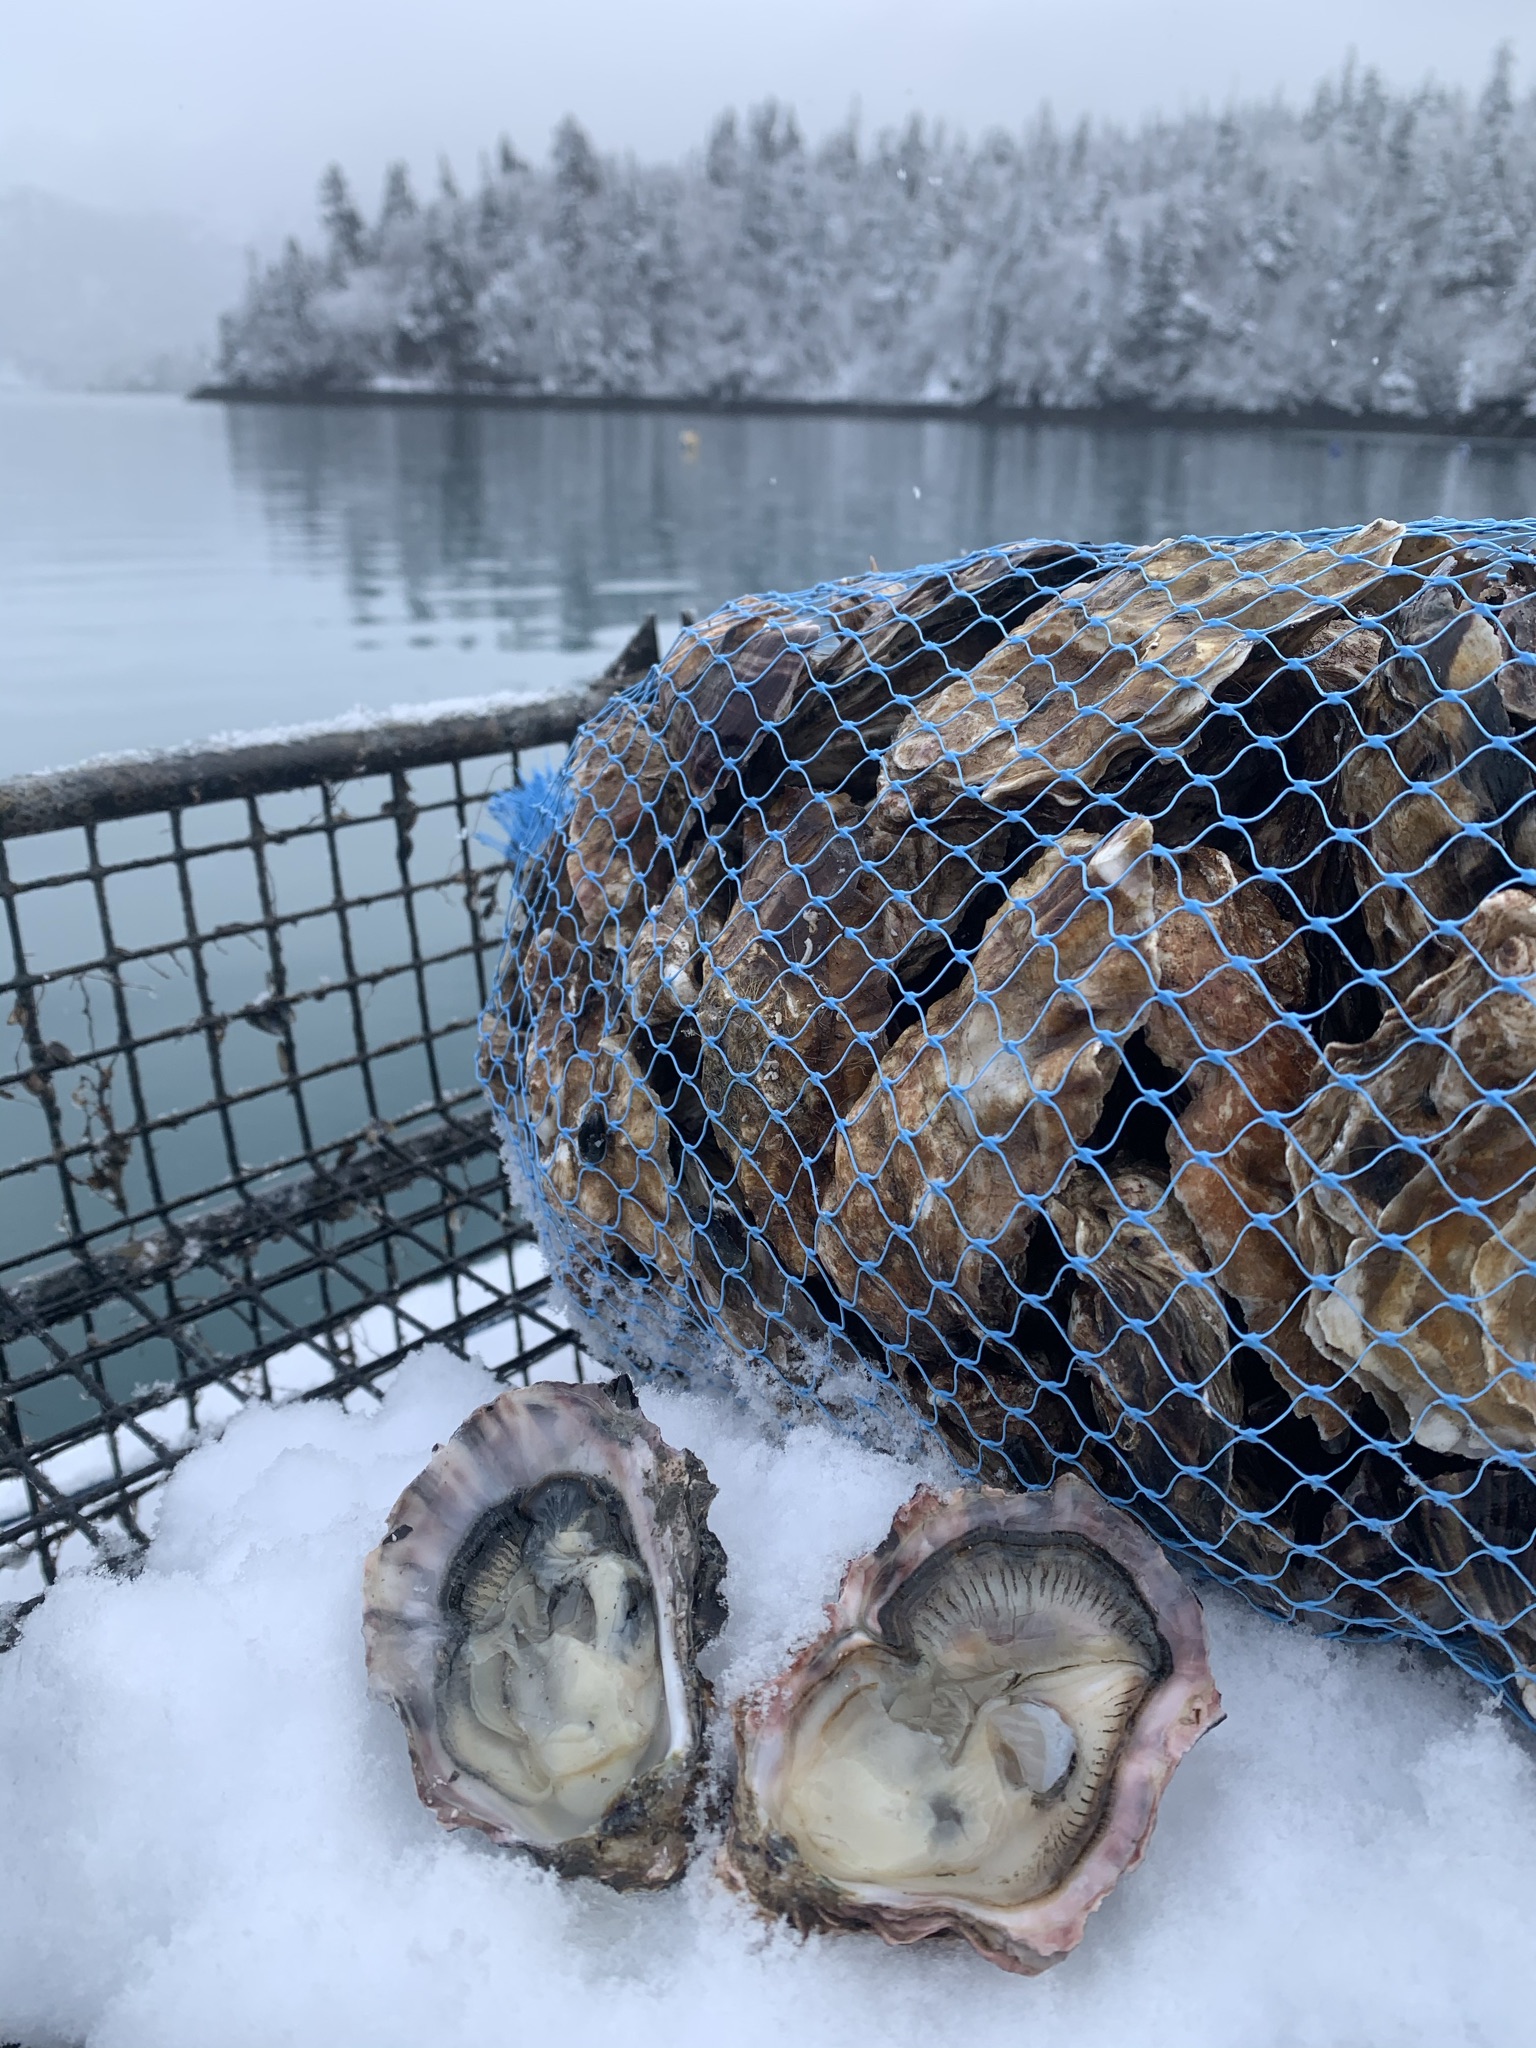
[{"x1": 4, "y1": 0, "x2": 1533, "y2": 244}]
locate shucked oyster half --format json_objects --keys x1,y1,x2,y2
[
  {"x1": 722, "y1": 1475, "x2": 1219, "y2": 1974},
  {"x1": 363, "y1": 1378, "x2": 726, "y2": 1888}
]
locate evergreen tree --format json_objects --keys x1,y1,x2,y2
[
  {"x1": 705, "y1": 110, "x2": 740, "y2": 187},
  {"x1": 215, "y1": 58, "x2": 1536, "y2": 423},
  {"x1": 1444, "y1": 46, "x2": 1521, "y2": 293},
  {"x1": 551, "y1": 115, "x2": 603, "y2": 274},
  {"x1": 378, "y1": 162, "x2": 419, "y2": 233},
  {"x1": 318, "y1": 164, "x2": 365, "y2": 277},
  {"x1": 748, "y1": 100, "x2": 802, "y2": 166},
  {"x1": 552, "y1": 116, "x2": 602, "y2": 199},
  {"x1": 407, "y1": 211, "x2": 478, "y2": 378}
]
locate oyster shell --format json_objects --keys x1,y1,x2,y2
[
  {"x1": 881, "y1": 521, "x2": 1403, "y2": 823},
  {"x1": 1405, "y1": 1457, "x2": 1536, "y2": 1713},
  {"x1": 1140, "y1": 845, "x2": 1351, "y2": 1435},
  {"x1": 1048, "y1": 1166, "x2": 1262, "y2": 1566},
  {"x1": 816, "y1": 816, "x2": 1159, "y2": 1349},
  {"x1": 694, "y1": 791, "x2": 893, "y2": 1274},
  {"x1": 1287, "y1": 887, "x2": 1536, "y2": 1457},
  {"x1": 1335, "y1": 582, "x2": 1532, "y2": 987},
  {"x1": 722, "y1": 1475, "x2": 1220, "y2": 1974},
  {"x1": 362, "y1": 1378, "x2": 726, "y2": 1888},
  {"x1": 564, "y1": 697, "x2": 692, "y2": 943}
]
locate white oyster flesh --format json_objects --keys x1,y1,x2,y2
[
  {"x1": 437, "y1": 1474, "x2": 667, "y2": 1840},
  {"x1": 772, "y1": 1534, "x2": 1167, "y2": 1905}
]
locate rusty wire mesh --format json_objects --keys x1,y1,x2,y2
[{"x1": 0, "y1": 650, "x2": 663, "y2": 1598}]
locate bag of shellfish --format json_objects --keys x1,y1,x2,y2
[{"x1": 449, "y1": 518, "x2": 1536, "y2": 1954}]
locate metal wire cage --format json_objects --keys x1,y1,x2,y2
[{"x1": 0, "y1": 631, "x2": 660, "y2": 1604}]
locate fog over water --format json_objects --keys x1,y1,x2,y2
[{"x1": 5, "y1": 0, "x2": 1532, "y2": 236}]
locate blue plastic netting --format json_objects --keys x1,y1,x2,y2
[{"x1": 479, "y1": 519, "x2": 1536, "y2": 1717}]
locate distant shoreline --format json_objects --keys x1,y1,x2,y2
[{"x1": 189, "y1": 385, "x2": 1536, "y2": 445}]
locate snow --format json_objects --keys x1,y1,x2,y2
[
  {"x1": 10, "y1": 660, "x2": 620, "y2": 787},
  {"x1": 3, "y1": 1344, "x2": 1535, "y2": 2048},
  {"x1": 9, "y1": 611, "x2": 688, "y2": 784},
  {"x1": 216, "y1": 56, "x2": 1536, "y2": 430},
  {"x1": 261, "y1": 1239, "x2": 570, "y2": 1399}
]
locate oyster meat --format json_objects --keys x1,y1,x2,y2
[
  {"x1": 723, "y1": 1475, "x2": 1220, "y2": 1974},
  {"x1": 363, "y1": 1378, "x2": 726, "y2": 1888}
]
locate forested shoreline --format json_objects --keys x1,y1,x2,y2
[{"x1": 214, "y1": 54, "x2": 1536, "y2": 430}]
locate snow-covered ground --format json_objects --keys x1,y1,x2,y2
[{"x1": 2, "y1": 1328, "x2": 1534, "y2": 2048}]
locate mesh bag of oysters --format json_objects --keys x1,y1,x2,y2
[{"x1": 369, "y1": 515, "x2": 1536, "y2": 1976}]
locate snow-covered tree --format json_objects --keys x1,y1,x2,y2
[
  {"x1": 317, "y1": 165, "x2": 365, "y2": 281},
  {"x1": 215, "y1": 55, "x2": 1536, "y2": 427}
]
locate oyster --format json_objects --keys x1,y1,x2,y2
[
  {"x1": 536, "y1": 1019, "x2": 694, "y2": 1290},
  {"x1": 362, "y1": 1378, "x2": 726, "y2": 1888},
  {"x1": 1288, "y1": 888, "x2": 1536, "y2": 1457},
  {"x1": 722, "y1": 1476, "x2": 1220, "y2": 1975},
  {"x1": 1140, "y1": 845, "x2": 1349, "y2": 1435},
  {"x1": 1405, "y1": 1458, "x2": 1536, "y2": 1714},
  {"x1": 627, "y1": 839, "x2": 730, "y2": 1038},
  {"x1": 1048, "y1": 1166, "x2": 1261, "y2": 1565},
  {"x1": 694, "y1": 790, "x2": 893, "y2": 1273},
  {"x1": 880, "y1": 521, "x2": 1403, "y2": 823},
  {"x1": 816, "y1": 817, "x2": 1158, "y2": 1350},
  {"x1": 564, "y1": 697, "x2": 692, "y2": 943},
  {"x1": 1335, "y1": 582, "x2": 1532, "y2": 986}
]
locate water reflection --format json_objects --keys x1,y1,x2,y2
[
  {"x1": 223, "y1": 400, "x2": 1536, "y2": 650},
  {"x1": 5, "y1": 389, "x2": 1534, "y2": 776}
]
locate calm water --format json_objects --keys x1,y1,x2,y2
[{"x1": 6, "y1": 389, "x2": 1536, "y2": 776}]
